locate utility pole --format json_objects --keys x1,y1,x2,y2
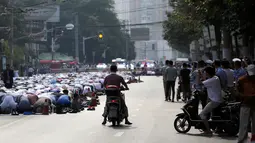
[
  {"x1": 92, "y1": 51, "x2": 95, "y2": 64},
  {"x1": 74, "y1": 14, "x2": 79, "y2": 63},
  {"x1": 10, "y1": 0, "x2": 14, "y2": 66},
  {"x1": 144, "y1": 42, "x2": 147, "y2": 59},
  {"x1": 125, "y1": 37, "x2": 128, "y2": 60},
  {"x1": 82, "y1": 37, "x2": 86, "y2": 63}
]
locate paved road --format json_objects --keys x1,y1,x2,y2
[{"x1": 0, "y1": 76, "x2": 237, "y2": 143}]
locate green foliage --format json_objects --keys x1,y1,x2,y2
[
  {"x1": 163, "y1": 11, "x2": 202, "y2": 46},
  {"x1": 58, "y1": 0, "x2": 135, "y2": 63},
  {"x1": 163, "y1": 0, "x2": 202, "y2": 52},
  {"x1": 2, "y1": 40, "x2": 25, "y2": 68},
  {"x1": 184, "y1": 0, "x2": 255, "y2": 34},
  {"x1": 0, "y1": 0, "x2": 25, "y2": 40}
]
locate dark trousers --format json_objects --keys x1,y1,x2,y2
[
  {"x1": 4, "y1": 83, "x2": 13, "y2": 89},
  {"x1": 165, "y1": 81, "x2": 176, "y2": 100},
  {"x1": 198, "y1": 90, "x2": 208, "y2": 109},
  {"x1": 28, "y1": 72, "x2": 33, "y2": 77},
  {"x1": 163, "y1": 81, "x2": 167, "y2": 98}
]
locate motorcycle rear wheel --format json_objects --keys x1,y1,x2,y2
[{"x1": 174, "y1": 115, "x2": 191, "y2": 133}]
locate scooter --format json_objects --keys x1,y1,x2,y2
[
  {"x1": 173, "y1": 90, "x2": 240, "y2": 136},
  {"x1": 105, "y1": 85, "x2": 128, "y2": 126}
]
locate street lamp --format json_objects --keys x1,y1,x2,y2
[
  {"x1": 51, "y1": 23, "x2": 74, "y2": 60},
  {"x1": 82, "y1": 35, "x2": 98, "y2": 63},
  {"x1": 65, "y1": 23, "x2": 74, "y2": 30}
]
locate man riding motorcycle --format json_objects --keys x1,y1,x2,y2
[
  {"x1": 102, "y1": 64, "x2": 132, "y2": 125},
  {"x1": 199, "y1": 66, "x2": 224, "y2": 135}
]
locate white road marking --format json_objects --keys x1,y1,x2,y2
[
  {"x1": 0, "y1": 116, "x2": 30, "y2": 129},
  {"x1": 136, "y1": 109, "x2": 140, "y2": 111},
  {"x1": 114, "y1": 132, "x2": 124, "y2": 137}
]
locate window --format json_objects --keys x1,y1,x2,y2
[{"x1": 152, "y1": 44, "x2": 155, "y2": 50}]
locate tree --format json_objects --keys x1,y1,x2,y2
[
  {"x1": 186, "y1": 0, "x2": 255, "y2": 59},
  {"x1": 57, "y1": 0, "x2": 135, "y2": 63},
  {"x1": 163, "y1": 1, "x2": 202, "y2": 54},
  {"x1": 2, "y1": 40, "x2": 25, "y2": 68},
  {"x1": 0, "y1": 0, "x2": 27, "y2": 68}
]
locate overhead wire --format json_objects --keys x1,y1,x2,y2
[{"x1": 7, "y1": 0, "x2": 168, "y2": 28}]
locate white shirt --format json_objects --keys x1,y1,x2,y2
[
  {"x1": 28, "y1": 68, "x2": 34, "y2": 73},
  {"x1": 223, "y1": 68, "x2": 234, "y2": 87},
  {"x1": 83, "y1": 86, "x2": 92, "y2": 94},
  {"x1": 202, "y1": 76, "x2": 223, "y2": 103},
  {"x1": 94, "y1": 83, "x2": 103, "y2": 90}
]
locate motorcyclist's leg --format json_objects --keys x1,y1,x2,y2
[
  {"x1": 199, "y1": 101, "x2": 220, "y2": 134},
  {"x1": 199, "y1": 91, "x2": 208, "y2": 109},
  {"x1": 120, "y1": 95, "x2": 132, "y2": 125},
  {"x1": 102, "y1": 99, "x2": 108, "y2": 125}
]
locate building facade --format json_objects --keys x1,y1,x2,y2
[{"x1": 114, "y1": 0, "x2": 177, "y2": 61}]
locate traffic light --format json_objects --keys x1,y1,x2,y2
[{"x1": 98, "y1": 31, "x2": 104, "y2": 40}]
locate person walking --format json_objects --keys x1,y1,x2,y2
[
  {"x1": 237, "y1": 64, "x2": 255, "y2": 143},
  {"x1": 162, "y1": 60, "x2": 169, "y2": 101},
  {"x1": 164, "y1": 60, "x2": 178, "y2": 102}
]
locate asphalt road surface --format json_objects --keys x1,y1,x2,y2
[{"x1": 0, "y1": 76, "x2": 237, "y2": 143}]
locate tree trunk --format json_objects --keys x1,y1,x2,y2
[
  {"x1": 242, "y1": 32, "x2": 249, "y2": 58},
  {"x1": 222, "y1": 29, "x2": 232, "y2": 61},
  {"x1": 234, "y1": 34, "x2": 240, "y2": 58},
  {"x1": 214, "y1": 23, "x2": 222, "y2": 60}
]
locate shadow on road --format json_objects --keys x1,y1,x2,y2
[
  {"x1": 178, "y1": 133, "x2": 237, "y2": 140},
  {"x1": 109, "y1": 125, "x2": 137, "y2": 130}
]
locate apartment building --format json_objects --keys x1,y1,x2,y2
[{"x1": 115, "y1": 0, "x2": 176, "y2": 61}]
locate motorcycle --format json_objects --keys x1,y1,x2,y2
[
  {"x1": 105, "y1": 85, "x2": 128, "y2": 126},
  {"x1": 174, "y1": 90, "x2": 240, "y2": 136}
]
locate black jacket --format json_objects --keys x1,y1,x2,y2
[{"x1": 2, "y1": 69, "x2": 14, "y2": 84}]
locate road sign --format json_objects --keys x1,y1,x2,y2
[{"x1": 130, "y1": 28, "x2": 150, "y2": 41}]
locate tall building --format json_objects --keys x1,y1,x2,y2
[
  {"x1": 114, "y1": 0, "x2": 176, "y2": 61},
  {"x1": 129, "y1": 0, "x2": 174, "y2": 61},
  {"x1": 113, "y1": 0, "x2": 130, "y2": 23}
]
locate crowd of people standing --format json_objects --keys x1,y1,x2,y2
[{"x1": 162, "y1": 58, "x2": 255, "y2": 141}]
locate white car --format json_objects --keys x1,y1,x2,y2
[
  {"x1": 96, "y1": 63, "x2": 107, "y2": 69},
  {"x1": 140, "y1": 62, "x2": 155, "y2": 68},
  {"x1": 117, "y1": 63, "x2": 127, "y2": 69}
]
